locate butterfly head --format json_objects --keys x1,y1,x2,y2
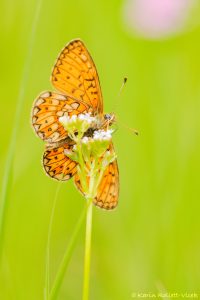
[{"x1": 104, "y1": 113, "x2": 116, "y2": 126}]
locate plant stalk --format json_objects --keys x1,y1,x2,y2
[
  {"x1": 82, "y1": 198, "x2": 93, "y2": 300},
  {"x1": 49, "y1": 203, "x2": 88, "y2": 300}
]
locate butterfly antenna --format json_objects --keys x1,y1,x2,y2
[
  {"x1": 118, "y1": 119, "x2": 139, "y2": 136},
  {"x1": 112, "y1": 77, "x2": 138, "y2": 136},
  {"x1": 112, "y1": 77, "x2": 128, "y2": 112}
]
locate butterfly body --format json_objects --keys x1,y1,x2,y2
[{"x1": 32, "y1": 39, "x2": 119, "y2": 209}]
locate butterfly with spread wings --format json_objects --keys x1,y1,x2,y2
[{"x1": 31, "y1": 39, "x2": 119, "y2": 210}]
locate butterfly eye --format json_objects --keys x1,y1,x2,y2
[{"x1": 104, "y1": 114, "x2": 111, "y2": 120}]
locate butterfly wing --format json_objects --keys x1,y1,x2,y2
[
  {"x1": 94, "y1": 159, "x2": 119, "y2": 209},
  {"x1": 43, "y1": 143, "x2": 77, "y2": 181},
  {"x1": 74, "y1": 143, "x2": 119, "y2": 210},
  {"x1": 32, "y1": 91, "x2": 89, "y2": 143},
  {"x1": 51, "y1": 39, "x2": 103, "y2": 114}
]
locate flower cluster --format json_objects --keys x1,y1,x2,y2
[
  {"x1": 59, "y1": 113, "x2": 116, "y2": 199},
  {"x1": 93, "y1": 129, "x2": 113, "y2": 141},
  {"x1": 59, "y1": 113, "x2": 96, "y2": 139}
]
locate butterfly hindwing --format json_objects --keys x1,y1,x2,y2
[
  {"x1": 51, "y1": 39, "x2": 103, "y2": 114},
  {"x1": 74, "y1": 143, "x2": 119, "y2": 210},
  {"x1": 43, "y1": 144, "x2": 77, "y2": 181},
  {"x1": 32, "y1": 91, "x2": 89, "y2": 143},
  {"x1": 94, "y1": 158, "x2": 119, "y2": 210}
]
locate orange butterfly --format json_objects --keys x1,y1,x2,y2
[{"x1": 31, "y1": 39, "x2": 119, "y2": 209}]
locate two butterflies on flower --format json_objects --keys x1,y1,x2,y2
[{"x1": 31, "y1": 39, "x2": 119, "y2": 210}]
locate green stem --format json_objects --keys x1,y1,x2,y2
[
  {"x1": 82, "y1": 158, "x2": 97, "y2": 300},
  {"x1": 76, "y1": 142, "x2": 88, "y2": 193},
  {"x1": 49, "y1": 203, "x2": 89, "y2": 300},
  {"x1": 49, "y1": 137, "x2": 104, "y2": 300},
  {"x1": 82, "y1": 199, "x2": 93, "y2": 300}
]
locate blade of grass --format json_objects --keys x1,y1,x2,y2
[{"x1": 0, "y1": 0, "x2": 42, "y2": 258}]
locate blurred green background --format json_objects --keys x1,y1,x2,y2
[{"x1": 1, "y1": 0, "x2": 200, "y2": 299}]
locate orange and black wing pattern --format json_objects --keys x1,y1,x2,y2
[
  {"x1": 51, "y1": 39, "x2": 103, "y2": 114},
  {"x1": 74, "y1": 143, "x2": 119, "y2": 210},
  {"x1": 94, "y1": 159, "x2": 119, "y2": 209},
  {"x1": 74, "y1": 159, "x2": 119, "y2": 210},
  {"x1": 32, "y1": 91, "x2": 89, "y2": 143},
  {"x1": 43, "y1": 144, "x2": 77, "y2": 181},
  {"x1": 32, "y1": 39, "x2": 120, "y2": 209}
]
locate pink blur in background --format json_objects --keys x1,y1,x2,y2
[{"x1": 123, "y1": 0, "x2": 197, "y2": 39}]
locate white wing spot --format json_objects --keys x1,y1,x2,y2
[
  {"x1": 33, "y1": 107, "x2": 40, "y2": 115},
  {"x1": 45, "y1": 165, "x2": 50, "y2": 172},
  {"x1": 57, "y1": 111, "x2": 64, "y2": 117},
  {"x1": 51, "y1": 99, "x2": 59, "y2": 105},
  {"x1": 71, "y1": 102, "x2": 79, "y2": 109},
  {"x1": 64, "y1": 103, "x2": 73, "y2": 110},
  {"x1": 55, "y1": 94, "x2": 67, "y2": 100},
  {"x1": 80, "y1": 54, "x2": 87, "y2": 62},
  {"x1": 34, "y1": 124, "x2": 40, "y2": 131},
  {"x1": 51, "y1": 132, "x2": 60, "y2": 141},
  {"x1": 36, "y1": 98, "x2": 45, "y2": 105},
  {"x1": 86, "y1": 62, "x2": 92, "y2": 69},
  {"x1": 40, "y1": 92, "x2": 51, "y2": 98},
  {"x1": 56, "y1": 173, "x2": 70, "y2": 180},
  {"x1": 38, "y1": 132, "x2": 44, "y2": 139},
  {"x1": 32, "y1": 116, "x2": 37, "y2": 123}
]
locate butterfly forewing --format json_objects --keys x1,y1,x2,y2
[{"x1": 51, "y1": 39, "x2": 103, "y2": 114}]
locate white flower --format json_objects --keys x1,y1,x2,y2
[
  {"x1": 59, "y1": 114, "x2": 77, "y2": 125},
  {"x1": 73, "y1": 144, "x2": 77, "y2": 151},
  {"x1": 81, "y1": 136, "x2": 90, "y2": 144},
  {"x1": 70, "y1": 115, "x2": 77, "y2": 122},
  {"x1": 59, "y1": 113, "x2": 95, "y2": 126},
  {"x1": 59, "y1": 113, "x2": 97, "y2": 138},
  {"x1": 59, "y1": 115, "x2": 70, "y2": 124},
  {"x1": 78, "y1": 113, "x2": 95, "y2": 124},
  {"x1": 93, "y1": 129, "x2": 114, "y2": 141}
]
